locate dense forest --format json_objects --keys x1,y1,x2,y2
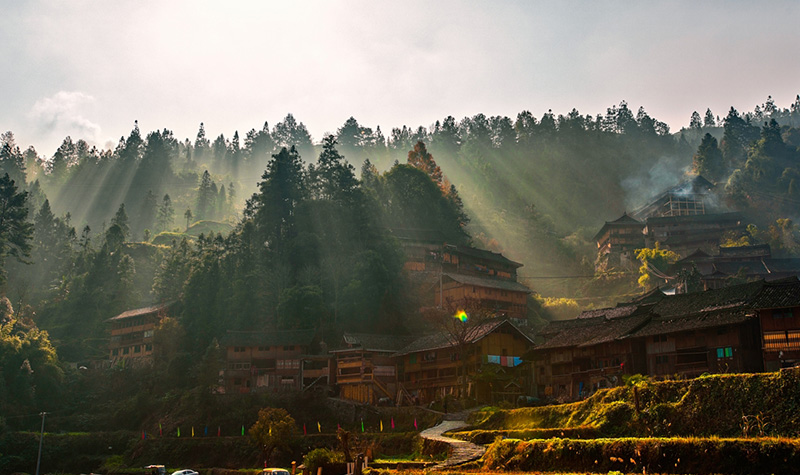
[{"x1": 1, "y1": 96, "x2": 800, "y2": 429}]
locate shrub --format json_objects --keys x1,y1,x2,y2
[{"x1": 303, "y1": 448, "x2": 344, "y2": 473}]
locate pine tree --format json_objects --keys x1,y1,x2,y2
[
  {"x1": 156, "y1": 194, "x2": 175, "y2": 232},
  {"x1": 111, "y1": 203, "x2": 130, "y2": 240},
  {"x1": 196, "y1": 170, "x2": 215, "y2": 220}
]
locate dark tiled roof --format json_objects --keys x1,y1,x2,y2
[
  {"x1": 718, "y1": 244, "x2": 772, "y2": 258},
  {"x1": 679, "y1": 249, "x2": 712, "y2": 262},
  {"x1": 454, "y1": 245, "x2": 523, "y2": 268},
  {"x1": 443, "y1": 273, "x2": 532, "y2": 293},
  {"x1": 649, "y1": 280, "x2": 765, "y2": 317},
  {"x1": 220, "y1": 329, "x2": 317, "y2": 348},
  {"x1": 535, "y1": 314, "x2": 651, "y2": 350},
  {"x1": 630, "y1": 308, "x2": 756, "y2": 338},
  {"x1": 763, "y1": 259, "x2": 800, "y2": 274},
  {"x1": 593, "y1": 213, "x2": 644, "y2": 241},
  {"x1": 577, "y1": 305, "x2": 638, "y2": 320},
  {"x1": 334, "y1": 332, "x2": 418, "y2": 353},
  {"x1": 748, "y1": 278, "x2": 800, "y2": 309},
  {"x1": 626, "y1": 288, "x2": 667, "y2": 305},
  {"x1": 395, "y1": 319, "x2": 533, "y2": 356},
  {"x1": 108, "y1": 302, "x2": 173, "y2": 321},
  {"x1": 709, "y1": 261, "x2": 769, "y2": 276},
  {"x1": 534, "y1": 277, "x2": 800, "y2": 352}
]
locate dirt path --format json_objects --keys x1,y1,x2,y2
[{"x1": 419, "y1": 412, "x2": 486, "y2": 469}]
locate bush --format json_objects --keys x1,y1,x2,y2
[
  {"x1": 303, "y1": 448, "x2": 344, "y2": 473},
  {"x1": 483, "y1": 437, "x2": 800, "y2": 474}
]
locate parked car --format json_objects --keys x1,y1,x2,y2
[
  {"x1": 261, "y1": 469, "x2": 290, "y2": 475},
  {"x1": 170, "y1": 470, "x2": 199, "y2": 475}
]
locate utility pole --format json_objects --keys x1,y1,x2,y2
[{"x1": 35, "y1": 411, "x2": 47, "y2": 475}]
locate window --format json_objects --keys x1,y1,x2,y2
[
  {"x1": 123, "y1": 347, "x2": 129, "y2": 355},
  {"x1": 773, "y1": 309, "x2": 794, "y2": 319},
  {"x1": 258, "y1": 346, "x2": 269, "y2": 351},
  {"x1": 655, "y1": 355, "x2": 669, "y2": 365},
  {"x1": 715, "y1": 347, "x2": 733, "y2": 358},
  {"x1": 409, "y1": 354, "x2": 417, "y2": 364},
  {"x1": 653, "y1": 335, "x2": 667, "y2": 343},
  {"x1": 450, "y1": 352, "x2": 460, "y2": 362},
  {"x1": 112, "y1": 349, "x2": 118, "y2": 356},
  {"x1": 134, "y1": 345, "x2": 141, "y2": 353},
  {"x1": 145, "y1": 344, "x2": 152, "y2": 351},
  {"x1": 234, "y1": 346, "x2": 246, "y2": 353},
  {"x1": 423, "y1": 351, "x2": 437, "y2": 362},
  {"x1": 283, "y1": 345, "x2": 295, "y2": 351},
  {"x1": 144, "y1": 330, "x2": 154, "y2": 338}
]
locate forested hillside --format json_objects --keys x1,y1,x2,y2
[{"x1": 1, "y1": 96, "x2": 799, "y2": 369}]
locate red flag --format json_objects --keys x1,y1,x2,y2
[
  {"x1": 391, "y1": 417, "x2": 395, "y2": 429},
  {"x1": 141, "y1": 430, "x2": 145, "y2": 440},
  {"x1": 414, "y1": 418, "x2": 418, "y2": 429},
  {"x1": 303, "y1": 423, "x2": 307, "y2": 435},
  {"x1": 217, "y1": 426, "x2": 221, "y2": 437}
]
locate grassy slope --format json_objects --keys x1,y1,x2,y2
[{"x1": 465, "y1": 369, "x2": 800, "y2": 438}]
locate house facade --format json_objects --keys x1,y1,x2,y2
[
  {"x1": 394, "y1": 229, "x2": 531, "y2": 320},
  {"x1": 331, "y1": 332, "x2": 416, "y2": 404},
  {"x1": 395, "y1": 319, "x2": 534, "y2": 404},
  {"x1": 108, "y1": 303, "x2": 172, "y2": 365},
  {"x1": 221, "y1": 329, "x2": 319, "y2": 394}
]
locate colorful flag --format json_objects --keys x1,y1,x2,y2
[
  {"x1": 177, "y1": 427, "x2": 181, "y2": 437},
  {"x1": 269, "y1": 425, "x2": 272, "y2": 436},
  {"x1": 303, "y1": 423, "x2": 307, "y2": 435},
  {"x1": 380, "y1": 420, "x2": 383, "y2": 432},
  {"x1": 414, "y1": 419, "x2": 418, "y2": 430},
  {"x1": 317, "y1": 421, "x2": 321, "y2": 433},
  {"x1": 159, "y1": 422, "x2": 162, "y2": 436},
  {"x1": 141, "y1": 430, "x2": 145, "y2": 440},
  {"x1": 191, "y1": 426, "x2": 194, "y2": 437},
  {"x1": 337, "y1": 423, "x2": 341, "y2": 431},
  {"x1": 241, "y1": 425, "x2": 245, "y2": 436},
  {"x1": 361, "y1": 419, "x2": 364, "y2": 433},
  {"x1": 204, "y1": 426, "x2": 208, "y2": 436},
  {"x1": 218, "y1": 426, "x2": 221, "y2": 437},
  {"x1": 391, "y1": 418, "x2": 395, "y2": 429}
]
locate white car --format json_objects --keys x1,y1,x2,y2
[{"x1": 170, "y1": 470, "x2": 199, "y2": 475}]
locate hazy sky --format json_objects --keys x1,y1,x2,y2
[{"x1": 2, "y1": 0, "x2": 799, "y2": 156}]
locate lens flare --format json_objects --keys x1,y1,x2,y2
[{"x1": 454, "y1": 310, "x2": 468, "y2": 322}]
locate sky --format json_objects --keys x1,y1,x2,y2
[{"x1": 1, "y1": 0, "x2": 799, "y2": 156}]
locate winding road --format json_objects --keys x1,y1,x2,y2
[{"x1": 419, "y1": 413, "x2": 486, "y2": 469}]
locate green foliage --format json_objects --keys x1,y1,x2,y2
[
  {"x1": 483, "y1": 436, "x2": 800, "y2": 475},
  {"x1": 249, "y1": 407, "x2": 296, "y2": 466},
  {"x1": 471, "y1": 370, "x2": 800, "y2": 439},
  {"x1": 635, "y1": 244, "x2": 679, "y2": 289},
  {"x1": 303, "y1": 447, "x2": 344, "y2": 473},
  {"x1": 0, "y1": 173, "x2": 33, "y2": 286}
]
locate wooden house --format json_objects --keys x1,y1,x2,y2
[
  {"x1": 331, "y1": 333, "x2": 417, "y2": 404},
  {"x1": 395, "y1": 319, "x2": 534, "y2": 404},
  {"x1": 749, "y1": 279, "x2": 800, "y2": 371},
  {"x1": 593, "y1": 213, "x2": 645, "y2": 270},
  {"x1": 631, "y1": 175, "x2": 714, "y2": 219},
  {"x1": 107, "y1": 302, "x2": 172, "y2": 365},
  {"x1": 532, "y1": 278, "x2": 800, "y2": 401},
  {"x1": 221, "y1": 329, "x2": 319, "y2": 394},
  {"x1": 675, "y1": 245, "x2": 800, "y2": 291},
  {"x1": 393, "y1": 228, "x2": 531, "y2": 320},
  {"x1": 532, "y1": 305, "x2": 648, "y2": 400},
  {"x1": 642, "y1": 212, "x2": 744, "y2": 257},
  {"x1": 594, "y1": 176, "x2": 743, "y2": 270}
]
